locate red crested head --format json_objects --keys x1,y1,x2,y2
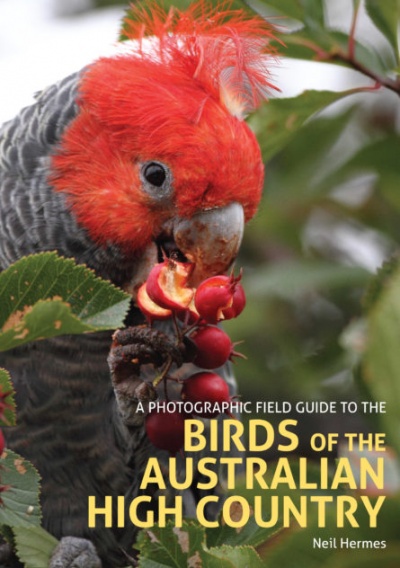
[{"x1": 50, "y1": 1, "x2": 279, "y2": 284}]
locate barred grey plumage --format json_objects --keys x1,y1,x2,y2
[
  {"x1": 0, "y1": 73, "x2": 80, "y2": 267},
  {"x1": 0, "y1": 71, "x2": 137, "y2": 287},
  {"x1": 0, "y1": 70, "x2": 239, "y2": 568},
  {"x1": 0, "y1": 71, "x2": 153, "y2": 567}
]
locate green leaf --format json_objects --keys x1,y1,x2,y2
[
  {"x1": 250, "y1": 89, "x2": 358, "y2": 162},
  {"x1": 0, "y1": 252, "x2": 130, "y2": 351},
  {"x1": 247, "y1": 0, "x2": 304, "y2": 21},
  {"x1": 204, "y1": 544, "x2": 263, "y2": 568},
  {"x1": 302, "y1": 0, "x2": 325, "y2": 28},
  {"x1": 365, "y1": 0, "x2": 400, "y2": 62},
  {"x1": 137, "y1": 521, "x2": 206, "y2": 568},
  {"x1": 0, "y1": 299, "x2": 93, "y2": 352},
  {"x1": 137, "y1": 521, "x2": 262, "y2": 568},
  {"x1": 0, "y1": 368, "x2": 16, "y2": 426},
  {"x1": 13, "y1": 526, "x2": 58, "y2": 568},
  {"x1": 363, "y1": 265, "x2": 400, "y2": 455},
  {"x1": 206, "y1": 514, "x2": 279, "y2": 549},
  {"x1": 0, "y1": 449, "x2": 41, "y2": 529},
  {"x1": 271, "y1": 26, "x2": 391, "y2": 75}
]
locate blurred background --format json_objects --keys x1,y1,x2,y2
[
  {"x1": 1, "y1": 0, "x2": 399, "y2": 449},
  {"x1": 0, "y1": 0, "x2": 369, "y2": 121}
]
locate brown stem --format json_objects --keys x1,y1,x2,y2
[
  {"x1": 153, "y1": 355, "x2": 173, "y2": 387},
  {"x1": 333, "y1": 0, "x2": 400, "y2": 96},
  {"x1": 289, "y1": 9, "x2": 400, "y2": 97},
  {"x1": 348, "y1": 0, "x2": 361, "y2": 60},
  {"x1": 331, "y1": 50, "x2": 400, "y2": 96}
]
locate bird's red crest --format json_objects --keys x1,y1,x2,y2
[
  {"x1": 51, "y1": 1, "x2": 279, "y2": 252},
  {"x1": 120, "y1": 0, "x2": 279, "y2": 118}
]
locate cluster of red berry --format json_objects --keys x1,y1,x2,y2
[{"x1": 137, "y1": 259, "x2": 246, "y2": 454}]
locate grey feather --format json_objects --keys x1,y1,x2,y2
[{"x1": 0, "y1": 71, "x2": 135, "y2": 286}]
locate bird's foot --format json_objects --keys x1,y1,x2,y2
[
  {"x1": 49, "y1": 537, "x2": 101, "y2": 568},
  {"x1": 109, "y1": 326, "x2": 184, "y2": 373},
  {"x1": 107, "y1": 326, "x2": 186, "y2": 427}
]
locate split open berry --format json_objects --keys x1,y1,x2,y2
[
  {"x1": 194, "y1": 273, "x2": 246, "y2": 323},
  {"x1": 181, "y1": 372, "x2": 231, "y2": 418},
  {"x1": 145, "y1": 409, "x2": 185, "y2": 454},
  {"x1": 137, "y1": 282, "x2": 172, "y2": 322},
  {"x1": 146, "y1": 259, "x2": 194, "y2": 311},
  {"x1": 190, "y1": 326, "x2": 233, "y2": 369}
]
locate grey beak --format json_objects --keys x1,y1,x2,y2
[{"x1": 172, "y1": 202, "x2": 245, "y2": 285}]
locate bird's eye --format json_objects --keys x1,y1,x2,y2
[
  {"x1": 143, "y1": 162, "x2": 167, "y2": 187},
  {"x1": 140, "y1": 161, "x2": 172, "y2": 202}
]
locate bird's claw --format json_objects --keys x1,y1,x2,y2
[
  {"x1": 109, "y1": 326, "x2": 184, "y2": 376},
  {"x1": 107, "y1": 325, "x2": 183, "y2": 427}
]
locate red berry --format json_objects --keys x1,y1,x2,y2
[
  {"x1": 222, "y1": 282, "x2": 246, "y2": 319},
  {"x1": 146, "y1": 259, "x2": 194, "y2": 311},
  {"x1": 181, "y1": 372, "x2": 231, "y2": 418},
  {"x1": 190, "y1": 326, "x2": 232, "y2": 369},
  {"x1": 194, "y1": 275, "x2": 231, "y2": 323},
  {"x1": 0, "y1": 429, "x2": 5, "y2": 455},
  {"x1": 194, "y1": 273, "x2": 245, "y2": 323},
  {"x1": 145, "y1": 409, "x2": 185, "y2": 454},
  {"x1": 137, "y1": 282, "x2": 172, "y2": 322}
]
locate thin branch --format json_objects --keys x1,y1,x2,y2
[
  {"x1": 153, "y1": 355, "x2": 173, "y2": 388},
  {"x1": 281, "y1": 4, "x2": 400, "y2": 97},
  {"x1": 331, "y1": 50, "x2": 400, "y2": 96},
  {"x1": 348, "y1": 0, "x2": 361, "y2": 60}
]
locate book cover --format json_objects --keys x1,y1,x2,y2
[{"x1": 0, "y1": 1, "x2": 399, "y2": 568}]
